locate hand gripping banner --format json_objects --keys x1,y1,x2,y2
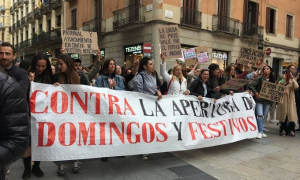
[{"x1": 30, "y1": 82, "x2": 258, "y2": 161}]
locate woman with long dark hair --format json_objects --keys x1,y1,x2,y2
[
  {"x1": 248, "y1": 65, "x2": 276, "y2": 139},
  {"x1": 189, "y1": 69, "x2": 214, "y2": 101},
  {"x1": 94, "y1": 58, "x2": 125, "y2": 90}
]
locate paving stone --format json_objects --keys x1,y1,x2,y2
[
  {"x1": 247, "y1": 174, "x2": 275, "y2": 180},
  {"x1": 227, "y1": 150, "x2": 265, "y2": 161},
  {"x1": 259, "y1": 152, "x2": 295, "y2": 165},
  {"x1": 168, "y1": 165, "x2": 205, "y2": 178},
  {"x1": 279, "y1": 159, "x2": 300, "y2": 173},
  {"x1": 278, "y1": 146, "x2": 300, "y2": 158},
  {"x1": 206, "y1": 156, "x2": 243, "y2": 168},
  {"x1": 66, "y1": 167, "x2": 117, "y2": 180},
  {"x1": 241, "y1": 158, "x2": 280, "y2": 171},
  {"x1": 137, "y1": 169, "x2": 178, "y2": 180},
  {"x1": 248, "y1": 144, "x2": 284, "y2": 154},
  {"x1": 147, "y1": 152, "x2": 175, "y2": 160},
  {"x1": 147, "y1": 156, "x2": 188, "y2": 170},
  {"x1": 225, "y1": 164, "x2": 260, "y2": 177},
  {"x1": 172, "y1": 173, "x2": 218, "y2": 180},
  {"x1": 260, "y1": 165, "x2": 300, "y2": 179}
]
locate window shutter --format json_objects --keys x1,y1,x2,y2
[
  {"x1": 255, "y1": 3, "x2": 259, "y2": 25},
  {"x1": 266, "y1": 7, "x2": 270, "y2": 33},
  {"x1": 286, "y1": 15, "x2": 290, "y2": 37},
  {"x1": 243, "y1": 0, "x2": 248, "y2": 23}
]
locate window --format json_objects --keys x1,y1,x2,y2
[
  {"x1": 39, "y1": 24, "x2": 42, "y2": 33},
  {"x1": 286, "y1": 14, "x2": 293, "y2": 38},
  {"x1": 182, "y1": 0, "x2": 198, "y2": 26},
  {"x1": 266, "y1": 7, "x2": 276, "y2": 34},
  {"x1": 218, "y1": 0, "x2": 229, "y2": 17},
  {"x1": 47, "y1": 19, "x2": 51, "y2": 32},
  {"x1": 243, "y1": 0, "x2": 259, "y2": 36},
  {"x1": 56, "y1": 14, "x2": 61, "y2": 27},
  {"x1": 71, "y1": 9, "x2": 77, "y2": 29}
]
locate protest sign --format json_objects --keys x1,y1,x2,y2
[
  {"x1": 158, "y1": 25, "x2": 182, "y2": 59},
  {"x1": 30, "y1": 82, "x2": 257, "y2": 161},
  {"x1": 259, "y1": 81, "x2": 285, "y2": 103},
  {"x1": 197, "y1": 52, "x2": 209, "y2": 63},
  {"x1": 183, "y1": 48, "x2": 197, "y2": 60},
  {"x1": 194, "y1": 46, "x2": 208, "y2": 53},
  {"x1": 237, "y1": 47, "x2": 265, "y2": 68},
  {"x1": 221, "y1": 78, "x2": 251, "y2": 90},
  {"x1": 61, "y1": 29, "x2": 98, "y2": 54}
]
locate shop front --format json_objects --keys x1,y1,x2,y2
[
  {"x1": 211, "y1": 50, "x2": 229, "y2": 70},
  {"x1": 124, "y1": 44, "x2": 144, "y2": 68}
]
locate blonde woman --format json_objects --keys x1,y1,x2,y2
[{"x1": 160, "y1": 54, "x2": 189, "y2": 95}]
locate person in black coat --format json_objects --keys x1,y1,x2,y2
[
  {"x1": 189, "y1": 69, "x2": 215, "y2": 102},
  {"x1": 0, "y1": 69, "x2": 30, "y2": 180}
]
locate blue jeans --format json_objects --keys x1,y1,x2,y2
[{"x1": 256, "y1": 103, "x2": 270, "y2": 133}]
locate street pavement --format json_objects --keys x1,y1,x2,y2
[{"x1": 7, "y1": 120, "x2": 300, "y2": 180}]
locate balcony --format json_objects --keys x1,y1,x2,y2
[
  {"x1": 30, "y1": 31, "x2": 61, "y2": 47},
  {"x1": 27, "y1": 12, "x2": 34, "y2": 23},
  {"x1": 49, "y1": 0, "x2": 62, "y2": 10},
  {"x1": 113, "y1": 4, "x2": 145, "y2": 30},
  {"x1": 82, "y1": 18, "x2": 106, "y2": 35},
  {"x1": 34, "y1": 8, "x2": 43, "y2": 19},
  {"x1": 19, "y1": 39, "x2": 30, "y2": 49},
  {"x1": 13, "y1": 2, "x2": 18, "y2": 11},
  {"x1": 9, "y1": 27, "x2": 11, "y2": 33},
  {"x1": 212, "y1": 15, "x2": 240, "y2": 36},
  {"x1": 41, "y1": 3, "x2": 51, "y2": 14},
  {"x1": 0, "y1": 23, "x2": 2, "y2": 29},
  {"x1": 16, "y1": 20, "x2": 20, "y2": 29},
  {"x1": 0, "y1": 6, "x2": 3, "y2": 12},
  {"x1": 67, "y1": 26, "x2": 77, "y2": 30},
  {"x1": 242, "y1": 23, "x2": 264, "y2": 41},
  {"x1": 15, "y1": 43, "x2": 20, "y2": 51},
  {"x1": 180, "y1": 7, "x2": 202, "y2": 29},
  {"x1": 23, "y1": 0, "x2": 29, "y2": 4},
  {"x1": 19, "y1": 0, "x2": 24, "y2": 7},
  {"x1": 10, "y1": 6, "x2": 13, "y2": 14},
  {"x1": 21, "y1": 16, "x2": 27, "y2": 26},
  {"x1": 0, "y1": 5, "x2": 5, "y2": 13},
  {"x1": 12, "y1": 23, "x2": 16, "y2": 32}
]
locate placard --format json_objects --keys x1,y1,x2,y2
[
  {"x1": 61, "y1": 29, "x2": 98, "y2": 54},
  {"x1": 197, "y1": 52, "x2": 209, "y2": 63},
  {"x1": 237, "y1": 47, "x2": 265, "y2": 68},
  {"x1": 158, "y1": 25, "x2": 182, "y2": 59},
  {"x1": 183, "y1": 48, "x2": 197, "y2": 60},
  {"x1": 259, "y1": 81, "x2": 285, "y2": 103},
  {"x1": 221, "y1": 78, "x2": 251, "y2": 90}
]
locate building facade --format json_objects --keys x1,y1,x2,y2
[
  {"x1": 0, "y1": 0, "x2": 12, "y2": 44},
  {"x1": 10, "y1": 0, "x2": 300, "y2": 77}
]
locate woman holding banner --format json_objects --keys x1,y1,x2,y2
[
  {"x1": 133, "y1": 56, "x2": 162, "y2": 160},
  {"x1": 21, "y1": 54, "x2": 53, "y2": 180},
  {"x1": 54, "y1": 53, "x2": 93, "y2": 176},
  {"x1": 224, "y1": 63, "x2": 252, "y2": 92},
  {"x1": 248, "y1": 66, "x2": 275, "y2": 139},
  {"x1": 160, "y1": 54, "x2": 189, "y2": 95},
  {"x1": 276, "y1": 70, "x2": 299, "y2": 136}
]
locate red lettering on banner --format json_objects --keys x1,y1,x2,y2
[
  {"x1": 71, "y1": 92, "x2": 88, "y2": 114},
  {"x1": 37, "y1": 122, "x2": 55, "y2": 147},
  {"x1": 188, "y1": 122, "x2": 198, "y2": 140},
  {"x1": 123, "y1": 98, "x2": 136, "y2": 115},
  {"x1": 238, "y1": 118, "x2": 248, "y2": 132},
  {"x1": 30, "y1": 90, "x2": 48, "y2": 113},
  {"x1": 247, "y1": 116, "x2": 257, "y2": 131},
  {"x1": 58, "y1": 122, "x2": 76, "y2": 146},
  {"x1": 127, "y1": 122, "x2": 140, "y2": 144},
  {"x1": 142, "y1": 123, "x2": 155, "y2": 143},
  {"x1": 51, "y1": 91, "x2": 68, "y2": 114},
  {"x1": 216, "y1": 120, "x2": 227, "y2": 136},
  {"x1": 78, "y1": 122, "x2": 96, "y2": 146},
  {"x1": 99, "y1": 123, "x2": 106, "y2": 145},
  {"x1": 198, "y1": 123, "x2": 213, "y2": 139},
  {"x1": 207, "y1": 123, "x2": 221, "y2": 137},
  {"x1": 108, "y1": 95, "x2": 122, "y2": 115},
  {"x1": 90, "y1": 92, "x2": 106, "y2": 114},
  {"x1": 229, "y1": 118, "x2": 241, "y2": 135},
  {"x1": 109, "y1": 122, "x2": 125, "y2": 144},
  {"x1": 155, "y1": 123, "x2": 168, "y2": 142}
]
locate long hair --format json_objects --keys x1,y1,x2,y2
[
  {"x1": 19, "y1": 59, "x2": 32, "y2": 72},
  {"x1": 57, "y1": 54, "x2": 80, "y2": 84},
  {"x1": 29, "y1": 54, "x2": 53, "y2": 84},
  {"x1": 263, "y1": 65, "x2": 275, "y2": 83},
  {"x1": 171, "y1": 64, "x2": 184, "y2": 82},
  {"x1": 102, "y1": 58, "x2": 116, "y2": 75},
  {"x1": 208, "y1": 63, "x2": 219, "y2": 87},
  {"x1": 225, "y1": 65, "x2": 235, "y2": 79},
  {"x1": 138, "y1": 56, "x2": 152, "y2": 73}
]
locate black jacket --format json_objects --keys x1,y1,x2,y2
[
  {"x1": 189, "y1": 78, "x2": 213, "y2": 98},
  {"x1": 0, "y1": 72, "x2": 30, "y2": 175},
  {"x1": 4, "y1": 65, "x2": 28, "y2": 91}
]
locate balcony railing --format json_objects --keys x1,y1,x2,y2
[
  {"x1": 41, "y1": 3, "x2": 51, "y2": 14},
  {"x1": 27, "y1": 11, "x2": 34, "y2": 23},
  {"x1": 16, "y1": 20, "x2": 20, "y2": 28},
  {"x1": 82, "y1": 18, "x2": 105, "y2": 35},
  {"x1": 212, "y1": 15, "x2": 240, "y2": 36},
  {"x1": 13, "y1": 2, "x2": 18, "y2": 11},
  {"x1": 10, "y1": 6, "x2": 13, "y2": 14},
  {"x1": 30, "y1": 30, "x2": 61, "y2": 47},
  {"x1": 0, "y1": 6, "x2": 3, "y2": 12},
  {"x1": 180, "y1": 7, "x2": 202, "y2": 29},
  {"x1": 67, "y1": 26, "x2": 77, "y2": 30},
  {"x1": 0, "y1": 23, "x2": 2, "y2": 28},
  {"x1": 20, "y1": 39, "x2": 29, "y2": 49},
  {"x1": 19, "y1": 0, "x2": 24, "y2": 7},
  {"x1": 113, "y1": 4, "x2": 145, "y2": 29},
  {"x1": 34, "y1": 8, "x2": 42, "y2": 19},
  {"x1": 242, "y1": 23, "x2": 264, "y2": 40},
  {"x1": 49, "y1": 0, "x2": 62, "y2": 9},
  {"x1": 21, "y1": 16, "x2": 27, "y2": 26},
  {"x1": 0, "y1": 5, "x2": 4, "y2": 13}
]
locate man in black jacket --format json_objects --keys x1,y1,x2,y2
[
  {"x1": 0, "y1": 42, "x2": 28, "y2": 91},
  {"x1": 0, "y1": 68, "x2": 30, "y2": 180}
]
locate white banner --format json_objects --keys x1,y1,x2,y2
[{"x1": 30, "y1": 82, "x2": 258, "y2": 161}]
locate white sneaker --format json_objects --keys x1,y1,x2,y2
[
  {"x1": 140, "y1": 154, "x2": 148, "y2": 160},
  {"x1": 262, "y1": 133, "x2": 267, "y2": 138},
  {"x1": 257, "y1": 133, "x2": 262, "y2": 139}
]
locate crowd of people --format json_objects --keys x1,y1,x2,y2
[{"x1": 1, "y1": 41, "x2": 300, "y2": 180}]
